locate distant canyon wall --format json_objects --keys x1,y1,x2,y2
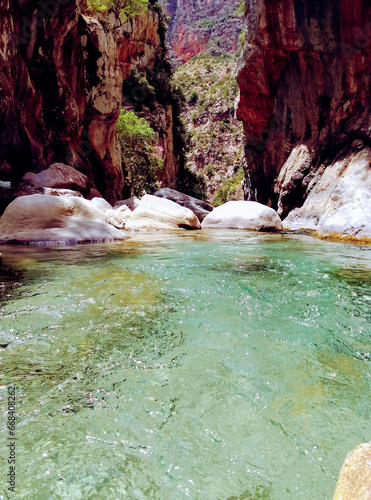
[
  {"x1": 161, "y1": 0, "x2": 243, "y2": 62},
  {"x1": 236, "y1": 0, "x2": 371, "y2": 221}
]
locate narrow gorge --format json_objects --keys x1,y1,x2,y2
[{"x1": 0, "y1": 1, "x2": 370, "y2": 499}]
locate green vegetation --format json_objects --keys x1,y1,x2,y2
[
  {"x1": 195, "y1": 18, "x2": 213, "y2": 30},
  {"x1": 213, "y1": 168, "x2": 244, "y2": 206},
  {"x1": 82, "y1": 0, "x2": 148, "y2": 26},
  {"x1": 117, "y1": 111, "x2": 163, "y2": 196},
  {"x1": 173, "y1": 54, "x2": 244, "y2": 203}
]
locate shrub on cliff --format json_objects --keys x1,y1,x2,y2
[
  {"x1": 117, "y1": 111, "x2": 163, "y2": 196},
  {"x1": 82, "y1": 0, "x2": 148, "y2": 26}
]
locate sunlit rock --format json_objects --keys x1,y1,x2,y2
[
  {"x1": 154, "y1": 188, "x2": 213, "y2": 222},
  {"x1": 125, "y1": 194, "x2": 201, "y2": 230},
  {"x1": 333, "y1": 442, "x2": 371, "y2": 500},
  {"x1": 0, "y1": 195, "x2": 126, "y2": 244},
  {"x1": 202, "y1": 201, "x2": 283, "y2": 230}
]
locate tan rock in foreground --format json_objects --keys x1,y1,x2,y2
[{"x1": 333, "y1": 442, "x2": 371, "y2": 500}]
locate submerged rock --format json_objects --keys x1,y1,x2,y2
[
  {"x1": 154, "y1": 188, "x2": 213, "y2": 222},
  {"x1": 0, "y1": 195, "x2": 126, "y2": 244},
  {"x1": 333, "y1": 442, "x2": 371, "y2": 500},
  {"x1": 125, "y1": 194, "x2": 201, "y2": 231},
  {"x1": 283, "y1": 148, "x2": 371, "y2": 239},
  {"x1": 201, "y1": 201, "x2": 283, "y2": 230}
]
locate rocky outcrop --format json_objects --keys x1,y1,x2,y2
[
  {"x1": 0, "y1": 0, "x2": 181, "y2": 207},
  {"x1": 0, "y1": 194, "x2": 127, "y2": 244},
  {"x1": 333, "y1": 442, "x2": 371, "y2": 500},
  {"x1": 0, "y1": 0, "x2": 124, "y2": 204},
  {"x1": 154, "y1": 187, "x2": 213, "y2": 221},
  {"x1": 161, "y1": 0, "x2": 243, "y2": 63},
  {"x1": 125, "y1": 194, "x2": 201, "y2": 230},
  {"x1": 283, "y1": 146, "x2": 371, "y2": 239},
  {"x1": 202, "y1": 200, "x2": 282, "y2": 230},
  {"x1": 236, "y1": 0, "x2": 371, "y2": 236}
]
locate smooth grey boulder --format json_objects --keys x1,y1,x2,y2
[
  {"x1": 125, "y1": 194, "x2": 201, "y2": 231},
  {"x1": 333, "y1": 442, "x2": 371, "y2": 500},
  {"x1": 201, "y1": 200, "x2": 283, "y2": 230},
  {"x1": 154, "y1": 188, "x2": 213, "y2": 222},
  {"x1": 0, "y1": 195, "x2": 127, "y2": 244}
]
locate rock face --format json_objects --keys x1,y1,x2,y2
[
  {"x1": 0, "y1": 195, "x2": 127, "y2": 244},
  {"x1": 283, "y1": 147, "x2": 371, "y2": 238},
  {"x1": 154, "y1": 188, "x2": 213, "y2": 222},
  {"x1": 236, "y1": 0, "x2": 371, "y2": 234},
  {"x1": 0, "y1": 0, "x2": 181, "y2": 206},
  {"x1": 161, "y1": 0, "x2": 243, "y2": 63},
  {"x1": 333, "y1": 442, "x2": 371, "y2": 500},
  {"x1": 202, "y1": 200, "x2": 283, "y2": 230},
  {"x1": 125, "y1": 194, "x2": 201, "y2": 230},
  {"x1": 0, "y1": 0, "x2": 124, "y2": 204}
]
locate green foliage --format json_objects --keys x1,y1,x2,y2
[
  {"x1": 83, "y1": 0, "x2": 148, "y2": 26},
  {"x1": 117, "y1": 111, "x2": 163, "y2": 196},
  {"x1": 238, "y1": 28, "x2": 246, "y2": 53},
  {"x1": 235, "y1": 0, "x2": 245, "y2": 17},
  {"x1": 187, "y1": 89, "x2": 198, "y2": 105},
  {"x1": 213, "y1": 168, "x2": 244, "y2": 206},
  {"x1": 195, "y1": 18, "x2": 213, "y2": 30}
]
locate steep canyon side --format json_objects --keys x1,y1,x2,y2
[
  {"x1": 161, "y1": 0, "x2": 243, "y2": 63},
  {"x1": 236, "y1": 0, "x2": 371, "y2": 234},
  {"x1": 0, "y1": 0, "x2": 178, "y2": 206}
]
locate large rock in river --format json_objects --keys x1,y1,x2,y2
[
  {"x1": 333, "y1": 442, "x2": 371, "y2": 500},
  {"x1": 125, "y1": 194, "x2": 201, "y2": 230},
  {"x1": 202, "y1": 201, "x2": 283, "y2": 230},
  {"x1": 0, "y1": 195, "x2": 126, "y2": 244},
  {"x1": 154, "y1": 188, "x2": 213, "y2": 222},
  {"x1": 22, "y1": 163, "x2": 93, "y2": 197}
]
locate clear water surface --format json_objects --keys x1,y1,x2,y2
[{"x1": 0, "y1": 231, "x2": 370, "y2": 499}]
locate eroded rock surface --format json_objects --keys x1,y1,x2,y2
[{"x1": 236, "y1": 0, "x2": 371, "y2": 235}]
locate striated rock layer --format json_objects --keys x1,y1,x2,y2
[{"x1": 236, "y1": 0, "x2": 371, "y2": 233}]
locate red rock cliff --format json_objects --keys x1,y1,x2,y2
[
  {"x1": 0, "y1": 0, "x2": 179, "y2": 204},
  {"x1": 236, "y1": 0, "x2": 371, "y2": 217},
  {"x1": 161, "y1": 0, "x2": 243, "y2": 62}
]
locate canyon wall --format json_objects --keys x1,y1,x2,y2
[
  {"x1": 236, "y1": 0, "x2": 371, "y2": 231},
  {"x1": 161, "y1": 0, "x2": 243, "y2": 62},
  {"x1": 0, "y1": 0, "x2": 178, "y2": 205}
]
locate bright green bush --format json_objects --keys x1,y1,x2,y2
[
  {"x1": 117, "y1": 111, "x2": 163, "y2": 196},
  {"x1": 213, "y1": 169, "x2": 244, "y2": 206},
  {"x1": 82, "y1": 0, "x2": 148, "y2": 26}
]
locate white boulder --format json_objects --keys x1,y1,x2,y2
[
  {"x1": 125, "y1": 194, "x2": 201, "y2": 231},
  {"x1": 201, "y1": 200, "x2": 283, "y2": 230},
  {"x1": 0, "y1": 194, "x2": 127, "y2": 244}
]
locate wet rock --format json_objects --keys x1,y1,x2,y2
[
  {"x1": 0, "y1": 195, "x2": 126, "y2": 244},
  {"x1": 202, "y1": 201, "x2": 283, "y2": 230},
  {"x1": 154, "y1": 188, "x2": 213, "y2": 222},
  {"x1": 333, "y1": 442, "x2": 371, "y2": 500},
  {"x1": 125, "y1": 194, "x2": 201, "y2": 231}
]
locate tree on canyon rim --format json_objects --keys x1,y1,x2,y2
[{"x1": 83, "y1": 0, "x2": 148, "y2": 26}]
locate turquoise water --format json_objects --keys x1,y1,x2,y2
[{"x1": 0, "y1": 231, "x2": 370, "y2": 499}]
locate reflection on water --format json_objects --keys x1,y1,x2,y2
[{"x1": 0, "y1": 232, "x2": 370, "y2": 499}]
